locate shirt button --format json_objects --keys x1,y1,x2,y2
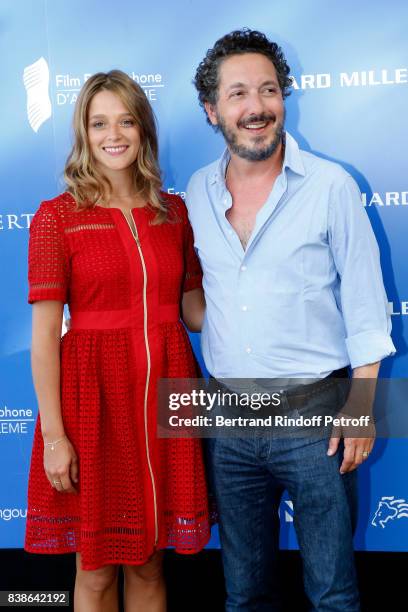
[
  {"x1": 241, "y1": 305, "x2": 248, "y2": 311},
  {"x1": 246, "y1": 347, "x2": 252, "y2": 354},
  {"x1": 241, "y1": 265, "x2": 247, "y2": 272}
]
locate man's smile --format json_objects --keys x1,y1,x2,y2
[{"x1": 238, "y1": 114, "x2": 276, "y2": 135}]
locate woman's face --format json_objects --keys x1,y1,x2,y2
[{"x1": 87, "y1": 89, "x2": 140, "y2": 179}]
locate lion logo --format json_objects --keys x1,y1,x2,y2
[{"x1": 371, "y1": 496, "x2": 408, "y2": 528}]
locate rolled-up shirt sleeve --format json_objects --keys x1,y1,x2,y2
[{"x1": 328, "y1": 174, "x2": 396, "y2": 368}]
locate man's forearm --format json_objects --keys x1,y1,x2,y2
[
  {"x1": 352, "y1": 361, "x2": 380, "y2": 379},
  {"x1": 346, "y1": 361, "x2": 380, "y2": 418}
]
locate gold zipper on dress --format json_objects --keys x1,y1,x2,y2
[{"x1": 121, "y1": 210, "x2": 159, "y2": 546}]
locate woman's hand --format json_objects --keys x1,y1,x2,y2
[{"x1": 44, "y1": 436, "x2": 79, "y2": 493}]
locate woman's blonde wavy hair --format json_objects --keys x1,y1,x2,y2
[{"x1": 64, "y1": 69, "x2": 166, "y2": 223}]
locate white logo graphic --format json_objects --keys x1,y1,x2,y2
[
  {"x1": 0, "y1": 405, "x2": 34, "y2": 435},
  {"x1": 371, "y1": 496, "x2": 408, "y2": 528},
  {"x1": 55, "y1": 70, "x2": 165, "y2": 106},
  {"x1": 281, "y1": 500, "x2": 294, "y2": 522},
  {"x1": 0, "y1": 212, "x2": 34, "y2": 231},
  {"x1": 0, "y1": 508, "x2": 27, "y2": 521},
  {"x1": 362, "y1": 191, "x2": 408, "y2": 207},
  {"x1": 167, "y1": 187, "x2": 186, "y2": 200},
  {"x1": 23, "y1": 57, "x2": 52, "y2": 132},
  {"x1": 291, "y1": 68, "x2": 407, "y2": 91},
  {"x1": 388, "y1": 302, "x2": 408, "y2": 316}
]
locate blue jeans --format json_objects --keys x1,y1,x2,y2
[{"x1": 206, "y1": 378, "x2": 360, "y2": 611}]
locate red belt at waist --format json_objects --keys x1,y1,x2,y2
[{"x1": 70, "y1": 305, "x2": 180, "y2": 330}]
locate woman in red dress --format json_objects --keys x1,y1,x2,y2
[{"x1": 25, "y1": 70, "x2": 210, "y2": 611}]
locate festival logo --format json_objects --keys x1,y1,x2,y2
[
  {"x1": 55, "y1": 71, "x2": 165, "y2": 106},
  {"x1": 23, "y1": 58, "x2": 165, "y2": 128},
  {"x1": 371, "y1": 496, "x2": 408, "y2": 528},
  {"x1": 23, "y1": 57, "x2": 52, "y2": 133}
]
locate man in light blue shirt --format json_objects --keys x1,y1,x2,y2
[{"x1": 186, "y1": 29, "x2": 395, "y2": 611}]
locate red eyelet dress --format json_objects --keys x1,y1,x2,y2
[{"x1": 25, "y1": 192, "x2": 211, "y2": 570}]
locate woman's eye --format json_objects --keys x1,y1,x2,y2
[
  {"x1": 92, "y1": 121, "x2": 104, "y2": 128},
  {"x1": 121, "y1": 119, "x2": 135, "y2": 127}
]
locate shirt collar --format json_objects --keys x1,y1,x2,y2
[
  {"x1": 282, "y1": 132, "x2": 306, "y2": 177},
  {"x1": 210, "y1": 148, "x2": 230, "y2": 185},
  {"x1": 210, "y1": 131, "x2": 305, "y2": 185}
]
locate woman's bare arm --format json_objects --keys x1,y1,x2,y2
[
  {"x1": 181, "y1": 288, "x2": 206, "y2": 332},
  {"x1": 31, "y1": 301, "x2": 65, "y2": 438},
  {"x1": 31, "y1": 301, "x2": 78, "y2": 492}
]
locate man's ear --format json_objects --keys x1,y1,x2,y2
[{"x1": 204, "y1": 101, "x2": 218, "y2": 126}]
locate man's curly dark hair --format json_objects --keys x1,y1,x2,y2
[{"x1": 194, "y1": 29, "x2": 292, "y2": 122}]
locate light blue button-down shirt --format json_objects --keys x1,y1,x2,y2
[{"x1": 186, "y1": 132, "x2": 395, "y2": 379}]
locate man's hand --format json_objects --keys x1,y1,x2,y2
[
  {"x1": 327, "y1": 416, "x2": 376, "y2": 473},
  {"x1": 327, "y1": 361, "x2": 379, "y2": 473}
]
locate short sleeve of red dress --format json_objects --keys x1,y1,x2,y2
[
  {"x1": 28, "y1": 202, "x2": 69, "y2": 304},
  {"x1": 181, "y1": 202, "x2": 202, "y2": 293}
]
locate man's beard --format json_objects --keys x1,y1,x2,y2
[{"x1": 216, "y1": 112, "x2": 284, "y2": 162}]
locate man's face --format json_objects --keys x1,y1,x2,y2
[{"x1": 205, "y1": 53, "x2": 285, "y2": 162}]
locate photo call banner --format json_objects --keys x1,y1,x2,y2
[{"x1": 1, "y1": 0, "x2": 407, "y2": 551}]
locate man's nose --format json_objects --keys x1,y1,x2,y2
[{"x1": 246, "y1": 91, "x2": 266, "y2": 116}]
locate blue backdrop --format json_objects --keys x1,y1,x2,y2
[{"x1": 1, "y1": 0, "x2": 407, "y2": 551}]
